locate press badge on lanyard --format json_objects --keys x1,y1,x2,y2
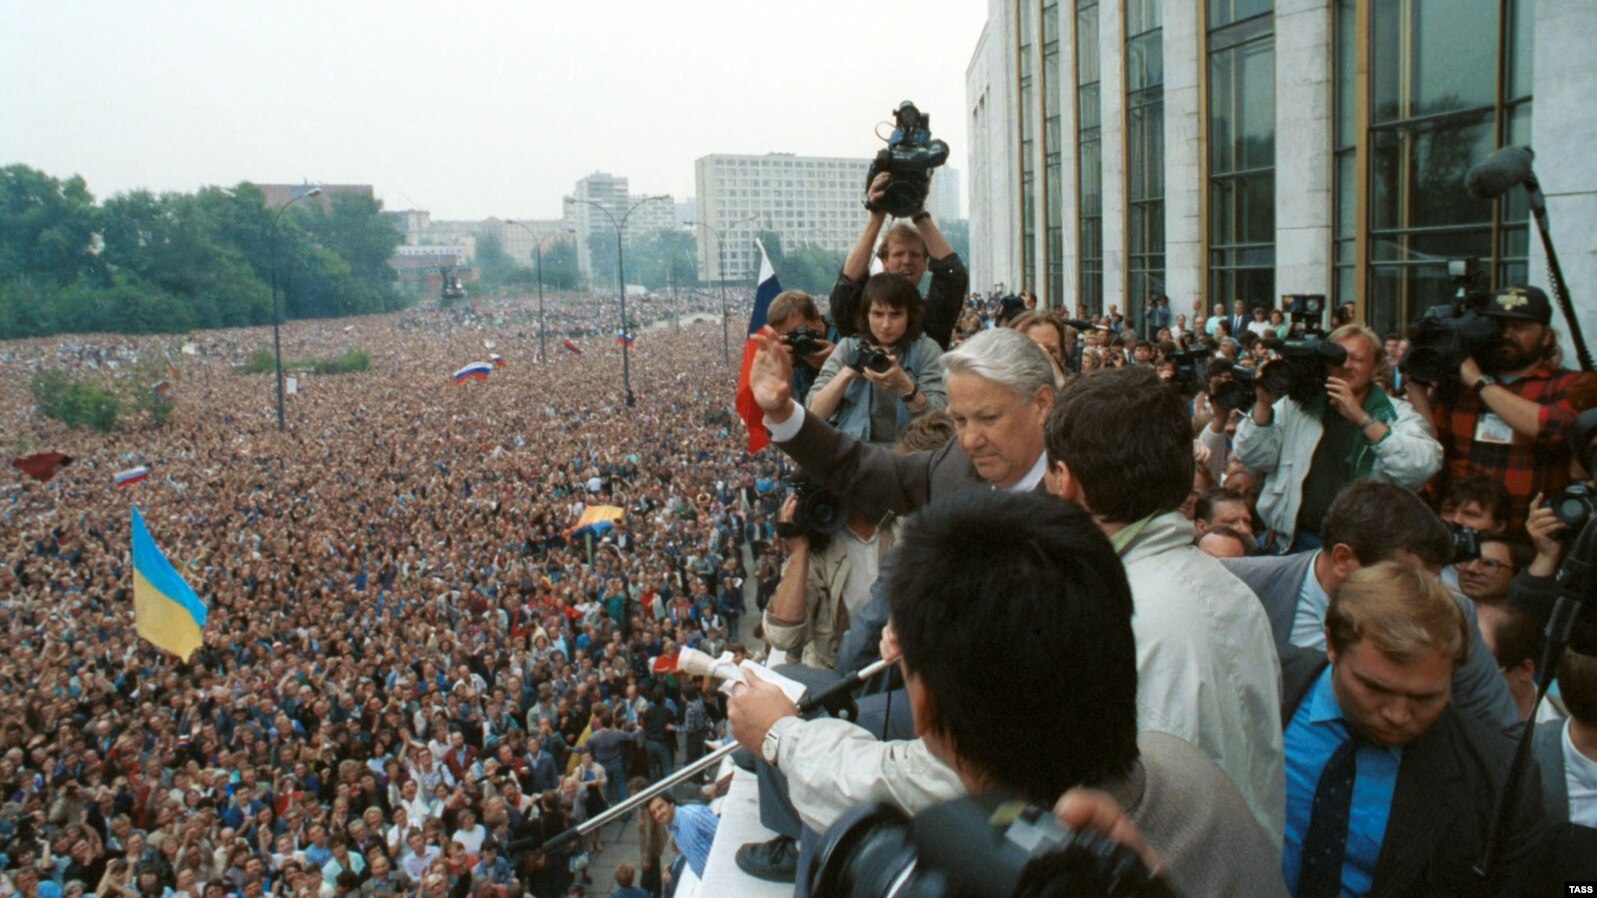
[{"x1": 1474, "y1": 412, "x2": 1515, "y2": 445}]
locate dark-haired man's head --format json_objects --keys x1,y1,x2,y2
[
  {"x1": 1044, "y1": 367, "x2": 1193, "y2": 527},
  {"x1": 1476, "y1": 602, "x2": 1544, "y2": 720},
  {"x1": 1194, "y1": 487, "x2": 1254, "y2": 539},
  {"x1": 1456, "y1": 533, "x2": 1531, "y2": 606},
  {"x1": 884, "y1": 490, "x2": 1139, "y2": 806},
  {"x1": 1316, "y1": 480, "x2": 1452, "y2": 596},
  {"x1": 1438, "y1": 476, "x2": 1510, "y2": 533},
  {"x1": 1197, "y1": 526, "x2": 1254, "y2": 559}
]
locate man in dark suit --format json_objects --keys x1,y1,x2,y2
[
  {"x1": 1280, "y1": 561, "x2": 1545, "y2": 897},
  {"x1": 747, "y1": 325, "x2": 1056, "y2": 509},
  {"x1": 733, "y1": 326, "x2": 1056, "y2": 881},
  {"x1": 1223, "y1": 479, "x2": 1521, "y2": 735}
]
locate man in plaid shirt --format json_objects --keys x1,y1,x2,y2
[{"x1": 1407, "y1": 286, "x2": 1580, "y2": 529}]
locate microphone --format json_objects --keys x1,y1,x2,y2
[
  {"x1": 675, "y1": 647, "x2": 741, "y2": 681},
  {"x1": 1465, "y1": 146, "x2": 1538, "y2": 200}
]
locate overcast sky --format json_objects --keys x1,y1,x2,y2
[{"x1": 1, "y1": 1, "x2": 987, "y2": 221}]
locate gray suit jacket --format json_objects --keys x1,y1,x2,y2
[
  {"x1": 1533, "y1": 719, "x2": 1570, "y2": 824},
  {"x1": 1223, "y1": 552, "x2": 1521, "y2": 735},
  {"x1": 777, "y1": 408, "x2": 988, "y2": 518}
]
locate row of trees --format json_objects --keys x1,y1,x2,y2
[{"x1": 0, "y1": 165, "x2": 406, "y2": 339}]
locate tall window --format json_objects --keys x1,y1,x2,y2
[
  {"x1": 1337, "y1": 0, "x2": 1534, "y2": 335},
  {"x1": 1076, "y1": 0, "x2": 1103, "y2": 313},
  {"x1": 1126, "y1": 0, "x2": 1164, "y2": 331},
  {"x1": 1206, "y1": 0, "x2": 1274, "y2": 316},
  {"x1": 1043, "y1": 0, "x2": 1065, "y2": 308},
  {"x1": 1020, "y1": 3, "x2": 1037, "y2": 292}
]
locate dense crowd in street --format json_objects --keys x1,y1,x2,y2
[{"x1": 1, "y1": 291, "x2": 785, "y2": 898}]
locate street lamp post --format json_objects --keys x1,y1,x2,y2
[
  {"x1": 566, "y1": 195, "x2": 668, "y2": 407},
  {"x1": 506, "y1": 221, "x2": 575, "y2": 363},
  {"x1": 268, "y1": 186, "x2": 322, "y2": 432},
  {"x1": 692, "y1": 215, "x2": 758, "y2": 363}
]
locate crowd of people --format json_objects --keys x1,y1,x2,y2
[
  {"x1": 6, "y1": 169, "x2": 1597, "y2": 898},
  {"x1": 1, "y1": 290, "x2": 797, "y2": 898}
]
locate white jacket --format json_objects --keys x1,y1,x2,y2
[
  {"x1": 1120, "y1": 512, "x2": 1287, "y2": 846},
  {"x1": 1233, "y1": 391, "x2": 1440, "y2": 548}
]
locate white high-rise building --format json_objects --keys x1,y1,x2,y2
[
  {"x1": 566, "y1": 172, "x2": 676, "y2": 285},
  {"x1": 694, "y1": 152, "x2": 874, "y2": 282},
  {"x1": 929, "y1": 166, "x2": 964, "y2": 224}
]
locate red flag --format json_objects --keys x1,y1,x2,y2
[
  {"x1": 736, "y1": 241, "x2": 783, "y2": 453},
  {"x1": 11, "y1": 452, "x2": 73, "y2": 482},
  {"x1": 562, "y1": 338, "x2": 583, "y2": 355}
]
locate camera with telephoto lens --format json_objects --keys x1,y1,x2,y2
[
  {"x1": 1167, "y1": 346, "x2": 1213, "y2": 399},
  {"x1": 1399, "y1": 261, "x2": 1502, "y2": 385},
  {"x1": 1545, "y1": 408, "x2": 1597, "y2": 536},
  {"x1": 1449, "y1": 524, "x2": 1481, "y2": 563},
  {"x1": 774, "y1": 476, "x2": 849, "y2": 543},
  {"x1": 865, "y1": 101, "x2": 952, "y2": 218},
  {"x1": 811, "y1": 795, "x2": 1177, "y2": 898},
  {"x1": 1212, "y1": 338, "x2": 1348, "y2": 411},
  {"x1": 784, "y1": 326, "x2": 827, "y2": 360},
  {"x1": 852, "y1": 343, "x2": 895, "y2": 375}
]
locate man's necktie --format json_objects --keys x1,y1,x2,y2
[{"x1": 1296, "y1": 735, "x2": 1362, "y2": 898}]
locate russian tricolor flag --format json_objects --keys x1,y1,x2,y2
[
  {"x1": 114, "y1": 466, "x2": 149, "y2": 488},
  {"x1": 736, "y1": 240, "x2": 783, "y2": 453},
  {"x1": 615, "y1": 332, "x2": 635, "y2": 348},
  {"x1": 489, "y1": 354, "x2": 505, "y2": 368},
  {"x1": 453, "y1": 362, "x2": 493, "y2": 384}
]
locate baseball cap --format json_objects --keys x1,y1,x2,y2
[{"x1": 1481, "y1": 286, "x2": 1552, "y2": 326}]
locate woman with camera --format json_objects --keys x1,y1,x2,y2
[{"x1": 806, "y1": 273, "x2": 947, "y2": 446}]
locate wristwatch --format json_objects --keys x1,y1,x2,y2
[
  {"x1": 1473, "y1": 374, "x2": 1498, "y2": 394},
  {"x1": 760, "y1": 727, "x2": 781, "y2": 765}
]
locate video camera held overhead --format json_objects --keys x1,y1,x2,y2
[{"x1": 866, "y1": 101, "x2": 951, "y2": 218}]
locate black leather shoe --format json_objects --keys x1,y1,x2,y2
[{"x1": 735, "y1": 834, "x2": 798, "y2": 883}]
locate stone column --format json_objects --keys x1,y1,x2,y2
[{"x1": 1274, "y1": 0, "x2": 1334, "y2": 300}]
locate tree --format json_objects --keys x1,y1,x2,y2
[
  {"x1": 475, "y1": 233, "x2": 517, "y2": 291},
  {"x1": 0, "y1": 164, "x2": 100, "y2": 287},
  {"x1": 623, "y1": 229, "x2": 697, "y2": 290}
]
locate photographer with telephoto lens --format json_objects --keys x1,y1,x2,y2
[
  {"x1": 807, "y1": 274, "x2": 947, "y2": 447},
  {"x1": 1234, "y1": 323, "x2": 1441, "y2": 553},
  {"x1": 1404, "y1": 285, "x2": 1584, "y2": 530}
]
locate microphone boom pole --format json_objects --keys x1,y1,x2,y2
[{"x1": 530, "y1": 657, "x2": 895, "y2": 857}]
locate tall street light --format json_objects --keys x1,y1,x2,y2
[
  {"x1": 269, "y1": 186, "x2": 322, "y2": 432},
  {"x1": 566, "y1": 194, "x2": 668, "y2": 407},
  {"x1": 505, "y1": 221, "x2": 575, "y2": 363},
  {"x1": 691, "y1": 214, "x2": 758, "y2": 363}
]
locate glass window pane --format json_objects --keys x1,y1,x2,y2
[
  {"x1": 1335, "y1": 150, "x2": 1356, "y2": 239},
  {"x1": 1209, "y1": 0, "x2": 1272, "y2": 31},
  {"x1": 1240, "y1": 38, "x2": 1275, "y2": 169},
  {"x1": 1335, "y1": 0, "x2": 1357, "y2": 148},
  {"x1": 1412, "y1": 0, "x2": 1497, "y2": 116},
  {"x1": 1373, "y1": 0, "x2": 1497, "y2": 123},
  {"x1": 1079, "y1": 84, "x2": 1101, "y2": 130},
  {"x1": 1509, "y1": 0, "x2": 1534, "y2": 100},
  {"x1": 1077, "y1": 7, "x2": 1100, "y2": 81},
  {"x1": 1406, "y1": 114, "x2": 1494, "y2": 229}
]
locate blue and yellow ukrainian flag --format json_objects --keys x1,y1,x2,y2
[{"x1": 131, "y1": 506, "x2": 207, "y2": 661}]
